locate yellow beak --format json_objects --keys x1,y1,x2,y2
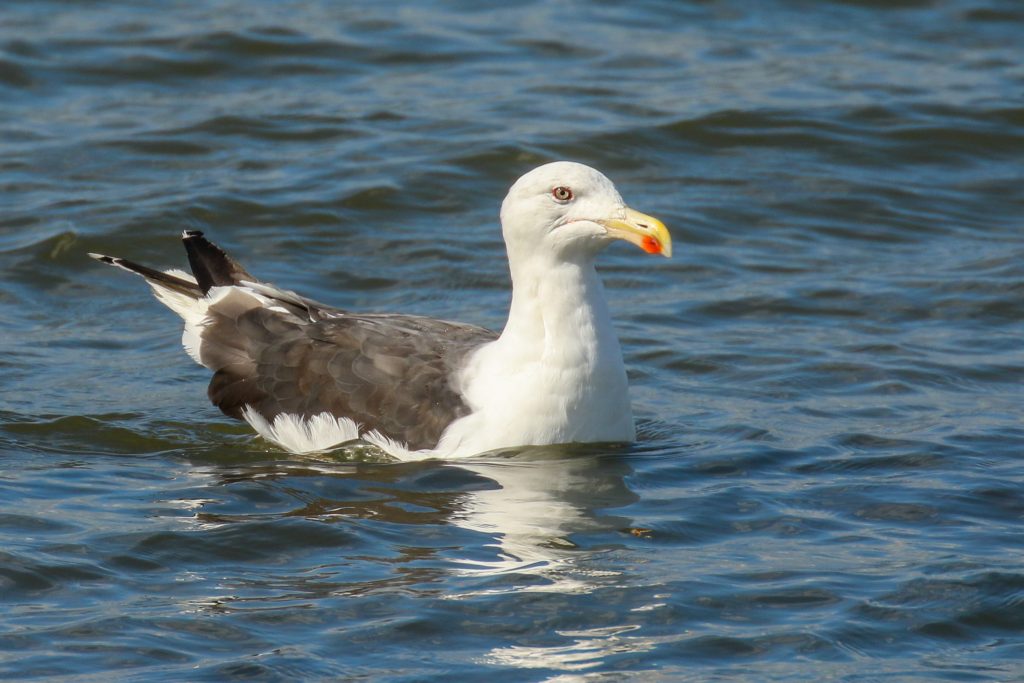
[{"x1": 598, "y1": 207, "x2": 672, "y2": 258}]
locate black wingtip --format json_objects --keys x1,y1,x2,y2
[
  {"x1": 181, "y1": 231, "x2": 254, "y2": 294},
  {"x1": 89, "y1": 251, "x2": 202, "y2": 297}
]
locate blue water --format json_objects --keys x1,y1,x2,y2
[{"x1": 2, "y1": 1, "x2": 1023, "y2": 680}]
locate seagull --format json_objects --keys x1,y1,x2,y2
[{"x1": 90, "y1": 161, "x2": 671, "y2": 459}]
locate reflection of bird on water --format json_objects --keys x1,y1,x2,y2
[
  {"x1": 196, "y1": 448, "x2": 637, "y2": 593},
  {"x1": 91, "y1": 162, "x2": 671, "y2": 459},
  {"x1": 447, "y1": 450, "x2": 637, "y2": 589}
]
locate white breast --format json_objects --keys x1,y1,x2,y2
[{"x1": 432, "y1": 259, "x2": 635, "y2": 458}]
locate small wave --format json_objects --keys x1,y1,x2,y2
[{"x1": 0, "y1": 228, "x2": 77, "y2": 258}]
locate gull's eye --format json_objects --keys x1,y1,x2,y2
[{"x1": 552, "y1": 186, "x2": 573, "y2": 202}]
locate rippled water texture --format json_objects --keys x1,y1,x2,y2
[{"x1": 2, "y1": 1, "x2": 1023, "y2": 680}]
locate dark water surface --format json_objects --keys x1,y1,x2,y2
[{"x1": 2, "y1": 1, "x2": 1023, "y2": 680}]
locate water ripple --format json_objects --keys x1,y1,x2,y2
[{"x1": 1, "y1": 0, "x2": 1023, "y2": 680}]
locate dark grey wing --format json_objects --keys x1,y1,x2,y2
[
  {"x1": 201, "y1": 305, "x2": 497, "y2": 451},
  {"x1": 94, "y1": 230, "x2": 495, "y2": 450}
]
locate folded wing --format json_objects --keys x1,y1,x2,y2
[{"x1": 91, "y1": 231, "x2": 496, "y2": 451}]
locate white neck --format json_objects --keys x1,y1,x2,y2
[
  {"x1": 435, "y1": 251, "x2": 635, "y2": 457},
  {"x1": 503, "y1": 251, "x2": 615, "y2": 357}
]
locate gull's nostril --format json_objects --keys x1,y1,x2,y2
[{"x1": 637, "y1": 222, "x2": 649, "y2": 229}]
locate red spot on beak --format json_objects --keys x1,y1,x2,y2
[{"x1": 641, "y1": 235, "x2": 661, "y2": 254}]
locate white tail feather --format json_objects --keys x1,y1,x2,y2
[
  {"x1": 146, "y1": 270, "x2": 206, "y2": 365},
  {"x1": 242, "y1": 408, "x2": 363, "y2": 453}
]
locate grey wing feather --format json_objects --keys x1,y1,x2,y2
[
  {"x1": 94, "y1": 231, "x2": 495, "y2": 450},
  {"x1": 203, "y1": 306, "x2": 497, "y2": 451}
]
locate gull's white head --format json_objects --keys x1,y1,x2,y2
[{"x1": 499, "y1": 161, "x2": 671, "y2": 264}]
